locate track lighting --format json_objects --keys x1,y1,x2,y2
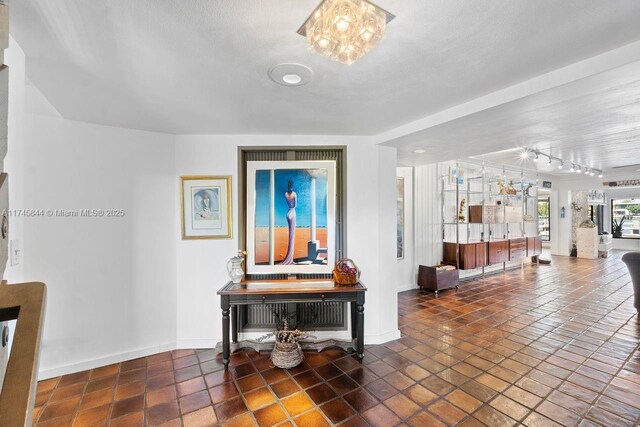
[{"x1": 523, "y1": 149, "x2": 601, "y2": 178}]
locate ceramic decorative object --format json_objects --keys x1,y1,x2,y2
[{"x1": 227, "y1": 250, "x2": 246, "y2": 284}]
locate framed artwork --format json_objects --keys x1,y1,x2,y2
[
  {"x1": 246, "y1": 161, "x2": 336, "y2": 274},
  {"x1": 397, "y1": 177, "x2": 405, "y2": 259},
  {"x1": 180, "y1": 176, "x2": 232, "y2": 239},
  {"x1": 449, "y1": 167, "x2": 464, "y2": 186}
]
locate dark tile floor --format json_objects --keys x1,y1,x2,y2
[{"x1": 34, "y1": 254, "x2": 640, "y2": 426}]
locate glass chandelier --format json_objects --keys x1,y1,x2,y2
[{"x1": 297, "y1": 0, "x2": 395, "y2": 65}]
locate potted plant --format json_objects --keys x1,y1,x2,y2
[
  {"x1": 613, "y1": 218, "x2": 625, "y2": 238},
  {"x1": 257, "y1": 319, "x2": 315, "y2": 369}
]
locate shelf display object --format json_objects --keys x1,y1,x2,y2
[{"x1": 440, "y1": 161, "x2": 542, "y2": 272}]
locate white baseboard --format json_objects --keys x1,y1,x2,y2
[
  {"x1": 175, "y1": 339, "x2": 218, "y2": 349},
  {"x1": 397, "y1": 283, "x2": 418, "y2": 293},
  {"x1": 38, "y1": 342, "x2": 175, "y2": 380},
  {"x1": 365, "y1": 329, "x2": 401, "y2": 345}
]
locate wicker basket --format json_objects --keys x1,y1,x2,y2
[
  {"x1": 333, "y1": 258, "x2": 360, "y2": 285},
  {"x1": 271, "y1": 341, "x2": 303, "y2": 369}
]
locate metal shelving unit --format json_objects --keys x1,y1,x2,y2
[{"x1": 440, "y1": 160, "x2": 540, "y2": 275}]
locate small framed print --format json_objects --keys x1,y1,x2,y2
[
  {"x1": 180, "y1": 176, "x2": 232, "y2": 239},
  {"x1": 449, "y1": 167, "x2": 464, "y2": 186}
]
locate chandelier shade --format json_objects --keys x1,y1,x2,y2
[{"x1": 297, "y1": 0, "x2": 395, "y2": 65}]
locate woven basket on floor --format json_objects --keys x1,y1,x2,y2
[{"x1": 271, "y1": 341, "x2": 303, "y2": 369}]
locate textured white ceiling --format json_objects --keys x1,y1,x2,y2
[
  {"x1": 10, "y1": 0, "x2": 640, "y2": 135},
  {"x1": 390, "y1": 59, "x2": 640, "y2": 172}
]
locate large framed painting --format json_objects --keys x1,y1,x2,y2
[
  {"x1": 397, "y1": 177, "x2": 404, "y2": 259},
  {"x1": 180, "y1": 176, "x2": 232, "y2": 239},
  {"x1": 246, "y1": 161, "x2": 336, "y2": 274}
]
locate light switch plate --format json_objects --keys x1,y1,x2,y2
[{"x1": 9, "y1": 239, "x2": 19, "y2": 266}]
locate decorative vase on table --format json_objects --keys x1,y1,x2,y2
[{"x1": 227, "y1": 250, "x2": 246, "y2": 284}]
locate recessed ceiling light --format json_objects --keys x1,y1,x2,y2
[
  {"x1": 268, "y1": 63, "x2": 313, "y2": 86},
  {"x1": 413, "y1": 149, "x2": 426, "y2": 154},
  {"x1": 282, "y1": 74, "x2": 302, "y2": 84}
]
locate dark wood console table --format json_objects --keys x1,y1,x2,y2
[{"x1": 217, "y1": 279, "x2": 366, "y2": 369}]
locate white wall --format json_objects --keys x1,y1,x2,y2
[
  {"x1": 3, "y1": 37, "x2": 26, "y2": 373},
  {"x1": 174, "y1": 135, "x2": 400, "y2": 347},
  {"x1": 414, "y1": 163, "x2": 444, "y2": 268},
  {"x1": 396, "y1": 167, "x2": 415, "y2": 292},
  {"x1": 13, "y1": 74, "x2": 177, "y2": 378}
]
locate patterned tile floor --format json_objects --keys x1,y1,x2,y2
[{"x1": 33, "y1": 254, "x2": 640, "y2": 426}]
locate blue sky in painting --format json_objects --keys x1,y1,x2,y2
[{"x1": 255, "y1": 169, "x2": 328, "y2": 227}]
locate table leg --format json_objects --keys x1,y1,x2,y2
[
  {"x1": 356, "y1": 294, "x2": 365, "y2": 361},
  {"x1": 350, "y1": 302, "x2": 356, "y2": 340},
  {"x1": 221, "y1": 296, "x2": 230, "y2": 369},
  {"x1": 231, "y1": 305, "x2": 238, "y2": 344}
]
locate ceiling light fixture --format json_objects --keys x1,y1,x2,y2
[
  {"x1": 297, "y1": 0, "x2": 395, "y2": 65},
  {"x1": 282, "y1": 74, "x2": 302, "y2": 84},
  {"x1": 268, "y1": 63, "x2": 314, "y2": 86},
  {"x1": 525, "y1": 149, "x2": 601, "y2": 178},
  {"x1": 413, "y1": 149, "x2": 426, "y2": 154}
]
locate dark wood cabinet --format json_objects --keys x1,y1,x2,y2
[
  {"x1": 475, "y1": 242, "x2": 488, "y2": 267},
  {"x1": 509, "y1": 238, "x2": 527, "y2": 261},
  {"x1": 527, "y1": 236, "x2": 542, "y2": 257},
  {"x1": 445, "y1": 237, "x2": 541, "y2": 269},
  {"x1": 418, "y1": 265, "x2": 459, "y2": 293},
  {"x1": 488, "y1": 240, "x2": 510, "y2": 264},
  {"x1": 444, "y1": 242, "x2": 488, "y2": 270}
]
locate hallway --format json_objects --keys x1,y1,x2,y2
[{"x1": 33, "y1": 254, "x2": 640, "y2": 426}]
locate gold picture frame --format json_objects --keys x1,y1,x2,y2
[{"x1": 180, "y1": 176, "x2": 232, "y2": 239}]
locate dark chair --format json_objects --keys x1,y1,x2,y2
[{"x1": 621, "y1": 252, "x2": 640, "y2": 314}]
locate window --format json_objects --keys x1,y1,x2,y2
[
  {"x1": 611, "y1": 198, "x2": 640, "y2": 238},
  {"x1": 538, "y1": 197, "x2": 550, "y2": 241}
]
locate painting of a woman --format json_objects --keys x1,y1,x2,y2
[{"x1": 278, "y1": 180, "x2": 297, "y2": 265}]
